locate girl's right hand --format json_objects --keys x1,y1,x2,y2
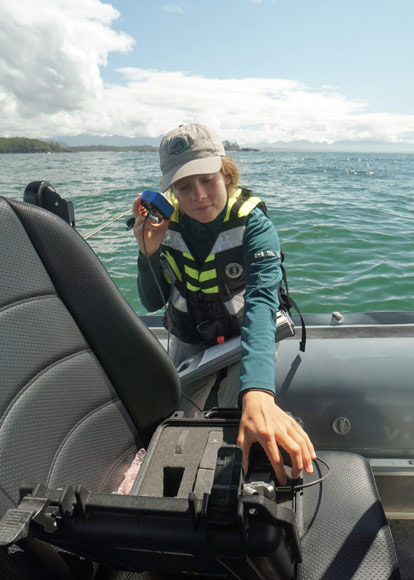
[
  {"x1": 132, "y1": 196, "x2": 170, "y2": 257},
  {"x1": 238, "y1": 391, "x2": 316, "y2": 485}
]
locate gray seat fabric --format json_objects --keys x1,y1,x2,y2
[
  {"x1": 0, "y1": 196, "x2": 180, "y2": 577},
  {"x1": 297, "y1": 451, "x2": 400, "y2": 579}
]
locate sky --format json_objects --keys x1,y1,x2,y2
[{"x1": 1, "y1": 0, "x2": 414, "y2": 146}]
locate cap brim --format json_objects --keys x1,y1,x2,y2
[{"x1": 161, "y1": 156, "x2": 222, "y2": 192}]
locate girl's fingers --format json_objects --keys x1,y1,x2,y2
[
  {"x1": 289, "y1": 423, "x2": 316, "y2": 473},
  {"x1": 262, "y1": 437, "x2": 287, "y2": 485}
]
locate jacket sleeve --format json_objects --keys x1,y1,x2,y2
[
  {"x1": 239, "y1": 208, "x2": 282, "y2": 397},
  {"x1": 137, "y1": 250, "x2": 171, "y2": 312}
]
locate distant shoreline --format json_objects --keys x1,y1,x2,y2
[
  {"x1": 0, "y1": 138, "x2": 160, "y2": 154},
  {"x1": 1, "y1": 136, "x2": 413, "y2": 155},
  {"x1": 0, "y1": 137, "x2": 260, "y2": 154}
]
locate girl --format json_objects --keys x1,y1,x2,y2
[{"x1": 133, "y1": 123, "x2": 315, "y2": 484}]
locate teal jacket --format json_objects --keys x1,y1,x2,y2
[{"x1": 137, "y1": 200, "x2": 282, "y2": 397}]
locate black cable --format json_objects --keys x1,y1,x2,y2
[
  {"x1": 141, "y1": 213, "x2": 228, "y2": 415},
  {"x1": 274, "y1": 456, "x2": 331, "y2": 492},
  {"x1": 141, "y1": 213, "x2": 171, "y2": 354},
  {"x1": 141, "y1": 214, "x2": 205, "y2": 414},
  {"x1": 180, "y1": 393, "x2": 204, "y2": 413}
]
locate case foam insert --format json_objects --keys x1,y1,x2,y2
[{"x1": 133, "y1": 424, "x2": 238, "y2": 498}]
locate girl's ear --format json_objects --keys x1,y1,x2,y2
[{"x1": 224, "y1": 174, "x2": 232, "y2": 185}]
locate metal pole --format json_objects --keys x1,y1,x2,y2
[{"x1": 84, "y1": 209, "x2": 132, "y2": 240}]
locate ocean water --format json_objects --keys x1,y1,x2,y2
[{"x1": 1, "y1": 150, "x2": 413, "y2": 315}]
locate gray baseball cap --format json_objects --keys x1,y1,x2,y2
[{"x1": 159, "y1": 124, "x2": 225, "y2": 191}]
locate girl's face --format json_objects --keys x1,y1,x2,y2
[{"x1": 171, "y1": 171, "x2": 228, "y2": 223}]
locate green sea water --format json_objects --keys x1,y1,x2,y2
[{"x1": 1, "y1": 151, "x2": 413, "y2": 314}]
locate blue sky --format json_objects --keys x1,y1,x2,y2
[
  {"x1": 106, "y1": 0, "x2": 413, "y2": 114},
  {"x1": 1, "y1": 0, "x2": 414, "y2": 146}
]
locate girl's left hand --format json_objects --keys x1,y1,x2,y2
[{"x1": 237, "y1": 390, "x2": 316, "y2": 485}]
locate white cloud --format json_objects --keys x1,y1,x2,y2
[
  {"x1": 162, "y1": 4, "x2": 184, "y2": 14},
  {"x1": 0, "y1": 0, "x2": 133, "y2": 117},
  {"x1": 1, "y1": 0, "x2": 414, "y2": 145}
]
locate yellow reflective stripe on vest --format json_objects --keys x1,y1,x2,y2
[
  {"x1": 169, "y1": 194, "x2": 181, "y2": 223},
  {"x1": 187, "y1": 282, "x2": 201, "y2": 292},
  {"x1": 238, "y1": 196, "x2": 262, "y2": 217},
  {"x1": 199, "y1": 268, "x2": 217, "y2": 283},
  {"x1": 182, "y1": 250, "x2": 218, "y2": 291},
  {"x1": 223, "y1": 189, "x2": 242, "y2": 223},
  {"x1": 186, "y1": 284, "x2": 218, "y2": 293},
  {"x1": 184, "y1": 264, "x2": 199, "y2": 281},
  {"x1": 202, "y1": 286, "x2": 219, "y2": 294},
  {"x1": 183, "y1": 252, "x2": 200, "y2": 283},
  {"x1": 163, "y1": 250, "x2": 183, "y2": 282}
]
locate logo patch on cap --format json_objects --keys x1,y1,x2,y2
[
  {"x1": 225, "y1": 263, "x2": 244, "y2": 279},
  {"x1": 169, "y1": 137, "x2": 192, "y2": 156}
]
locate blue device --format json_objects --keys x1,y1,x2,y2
[{"x1": 141, "y1": 190, "x2": 174, "y2": 220}]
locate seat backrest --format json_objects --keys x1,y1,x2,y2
[{"x1": 0, "y1": 196, "x2": 180, "y2": 515}]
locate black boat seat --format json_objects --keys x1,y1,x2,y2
[
  {"x1": 297, "y1": 450, "x2": 399, "y2": 579},
  {"x1": 0, "y1": 196, "x2": 180, "y2": 578}
]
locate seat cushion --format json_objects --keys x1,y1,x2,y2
[
  {"x1": 297, "y1": 451, "x2": 399, "y2": 579},
  {"x1": 0, "y1": 197, "x2": 140, "y2": 514},
  {"x1": 4, "y1": 197, "x2": 180, "y2": 445}
]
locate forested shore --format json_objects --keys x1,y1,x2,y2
[
  {"x1": 0, "y1": 137, "x2": 64, "y2": 153},
  {"x1": 0, "y1": 137, "x2": 158, "y2": 153},
  {"x1": 0, "y1": 137, "x2": 254, "y2": 153}
]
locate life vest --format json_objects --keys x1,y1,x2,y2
[{"x1": 160, "y1": 188, "x2": 267, "y2": 345}]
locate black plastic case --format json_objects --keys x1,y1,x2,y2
[
  {"x1": 0, "y1": 412, "x2": 301, "y2": 580},
  {"x1": 127, "y1": 411, "x2": 301, "y2": 579},
  {"x1": 0, "y1": 414, "x2": 400, "y2": 579}
]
